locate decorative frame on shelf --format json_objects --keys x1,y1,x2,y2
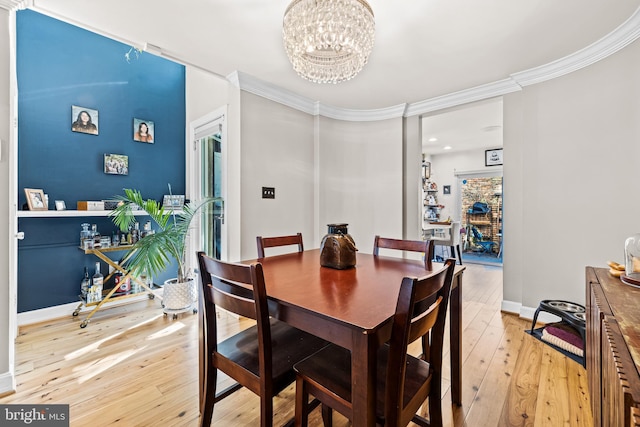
[
  {"x1": 24, "y1": 188, "x2": 47, "y2": 211},
  {"x1": 485, "y1": 148, "x2": 503, "y2": 166},
  {"x1": 162, "y1": 194, "x2": 185, "y2": 210},
  {"x1": 54, "y1": 200, "x2": 66, "y2": 211}
]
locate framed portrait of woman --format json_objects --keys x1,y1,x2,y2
[
  {"x1": 71, "y1": 106, "x2": 99, "y2": 135},
  {"x1": 133, "y1": 118, "x2": 154, "y2": 143}
]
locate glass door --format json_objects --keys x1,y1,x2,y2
[
  {"x1": 191, "y1": 107, "x2": 227, "y2": 262},
  {"x1": 199, "y1": 131, "x2": 223, "y2": 259}
]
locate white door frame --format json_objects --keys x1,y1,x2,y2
[{"x1": 187, "y1": 105, "x2": 228, "y2": 267}]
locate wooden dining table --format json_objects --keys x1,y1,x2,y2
[{"x1": 242, "y1": 248, "x2": 465, "y2": 427}]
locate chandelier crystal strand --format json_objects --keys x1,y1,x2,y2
[{"x1": 283, "y1": 0, "x2": 375, "y2": 84}]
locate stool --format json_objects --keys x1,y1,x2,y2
[{"x1": 530, "y1": 299, "x2": 586, "y2": 366}]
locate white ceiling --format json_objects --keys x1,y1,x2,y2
[
  {"x1": 17, "y1": 1, "x2": 640, "y2": 155},
  {"x1": 422, "y1": 98, "x2": 503, "y2": 155}
]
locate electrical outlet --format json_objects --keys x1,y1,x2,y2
[{"x1": 262, "y1": 187, "x2": 275, "y2": 199}]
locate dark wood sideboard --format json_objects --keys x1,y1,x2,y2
[{"x1": 586, "y1": 267, "x2": 640, "y2": 427}]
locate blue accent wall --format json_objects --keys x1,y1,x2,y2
[{"x1": 16, "y1": 10, "x2": 186, "y2": 312}]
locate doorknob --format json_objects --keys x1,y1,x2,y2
[{"x1": 16, "y1": 231, "x2": 24, "y2": 240}]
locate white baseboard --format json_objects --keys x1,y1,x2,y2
[
  {"x1": 501, "y1": 300, "x2": 561, "y2": 325},
  {"x1": 17, "y1": 293, "x2": 156, "y2": 327},
  {"x1": 501, "y1": 300, "x2": 521, "y2": 315},
  {"x1": 0, "y1": 370, "x2": 16, "y2": 396}
]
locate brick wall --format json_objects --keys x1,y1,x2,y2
[{"x1": 461, "y1": 177, "x2": 502, "y2": 253}]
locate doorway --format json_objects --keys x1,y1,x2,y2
[
  {"x1": 458, "y1": 174, "x2": 502, "y2": 265},
  {"x1": 189, "y1": 107, "x2": 227, "y2": 262}
]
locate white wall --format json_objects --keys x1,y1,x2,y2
[
  {"x1": 503, "y1": 36, "x2": 640, "y2": 313},
  {"x1": 403, "y1": 115, "x2": 422, "y2": 241},
  {"x1": 239, "y1": 92, "x2": 315, "y2": 259},
  {"x1": 0, "y1": 8, "x2": 14, "y2": 394},
  {"x1": 185, "y1": 68, "x2": 242, "y2": 262},
  {"x1": 318, "y1": 116, "x2": 404, "y2": 254}
]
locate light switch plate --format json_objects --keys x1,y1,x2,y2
[{"x1": 262, "y1": 187, "x2": 275, "y2": 199}]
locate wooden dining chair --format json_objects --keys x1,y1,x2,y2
[
  {"x1": 256, "y1": 232, "x2": 304, "y2": 258},
  {"x1": 373, "y1": 235, "x2": 435, "y2": 271},
  {"x1": 293, "y1": 258, "x2": 456, "y2": 427},
  {"x1": 197, "y1": 251, "x2": 327, "y2": 427}
]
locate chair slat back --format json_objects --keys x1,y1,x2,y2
[
  {"x1": 199, "y1": 253, "x2": 259, "y2": 320},
  {"x1": 197, "y1": 252, "x2": 272, "y2": 357},
  {"x1": 384, "y1": 258, "x2": 456, "y2": 426},
  {"x1": 373, "y1": 235, "x2": 434, "y2": 271},
  {"x1": 256, "y1": 233, "x2": 304, "y2": 258}
]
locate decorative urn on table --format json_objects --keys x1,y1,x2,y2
[{"x1": 320, "y1": 223, "x2": 358, "y2": 269}]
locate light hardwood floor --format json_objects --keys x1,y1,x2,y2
[{"x1": 0, "y1": 263, "x2": 593, "y2": 426}]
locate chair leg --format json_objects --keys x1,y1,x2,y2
[
  {"x1": 456, "y1": 244, "x2": 463, "y2": 265},
  {"x1": 427, "y1": 391, "x2": 443, "y2": 427},
  {"x1": 260, "y1": 392, "x2": 274, "y2": 427},
  {"x1": 295, "y1": 376, "x2": 309, "y2": 427},
  {"x1": 421, "y1": 335, "x2": 431, "y2": 362},
  {"x1": 200, "y1": 366, "x2": 217, "y2": 427},
  {"x1": 321, "y1": 403, "x2": 333, "y2": 427}
]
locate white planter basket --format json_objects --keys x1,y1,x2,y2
[{"x1": 163, "y1": 277, "x2": 198, "y2": 318}]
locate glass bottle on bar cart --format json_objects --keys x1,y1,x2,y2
[{"x1": 90, "y1": 262, "x2": 103, "y2": 303}]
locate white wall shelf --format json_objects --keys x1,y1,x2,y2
[{"x1": 17, "y1": 210, "x2": 151, "y2": 218}]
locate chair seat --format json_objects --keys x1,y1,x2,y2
[
  {"x1": 217, "y1": 318, "x2": 328, "y2": 395},
  {"x1": 294, "y1": 343, "x2": 432, "y2": 419}
]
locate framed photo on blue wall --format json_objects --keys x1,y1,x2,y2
[
  {"x1": 71, "y1": 105, "x2": 99, "y2": 135},
  {"x1": 104, "y1": 153, "x2": 129, "y2": 175},
  {"x1": 133, "y1": 118, "x2": 154, "y2": 143}
]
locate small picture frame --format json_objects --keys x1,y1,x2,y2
[
  {"x1": 104, "y1": 153, "x2": 129, "y2": 175},
  {"x1": 162, "y1": 195, "x2": 185, "y2": 210},
  {"x1": 71, "y1": 105, "x2": 99, "y2": 135},
  {"x1": 485, "y1": 148, "x2": 503, "y2": 166},
  {"x1": 24, "y1": 188, "x2": 47, "y2": 211},
  {"x1": 133, "y1": 118, "x2": 154, "y2": 143},
  {"x1": 54, "y1": 200, "x2": 66, "y2": 211},
  {"x1": 443, "y1": 185, "x2": 451, "y2": 195}
]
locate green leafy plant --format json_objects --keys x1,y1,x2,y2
[{"x1": 110, "y1": 188, "x2": 219, "y2": 283}]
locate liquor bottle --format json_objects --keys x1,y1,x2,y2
[
  {"x1": 92, "y1": 224, "x2": 101, "y2": 248},
  {"x1": 80, "y1": 267, "x2": 90, "y2": 300},
  {"x1": 132, "y1": 222, "x2": 140, "y2": 243},
  {"x1": 91, "y1": 262, "x2": 103, "y2": 302}
]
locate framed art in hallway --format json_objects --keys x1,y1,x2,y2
[{"x1": 485, "y1": 148, "x2": 503, "y2": 166}]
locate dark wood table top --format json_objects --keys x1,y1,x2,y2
[{"x1": 246, "y1": 248, "x2": 461, "y2": 333}]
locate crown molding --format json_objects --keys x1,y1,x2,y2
[
  {"x1": 0, "y1": 0, "x2": 29, "y2": 11},
  {"x1": 404, "y1": 78, "x2": 521, "y2": 117},
  {"x1": 318, "y1": 103, "x2": 407, "y2": 122},
  {"x1": 228, "y1": 71, "x2": 317, "y2": 115},
  {"x1": 511, "y1": 6, "x2": 640, "y2": 87},
  {"x1": 229, "y1": 71, "x2": 408, "y2": 121},
  {"x1": 231, "y1": 6, "x2": 640, "y2": 121}
]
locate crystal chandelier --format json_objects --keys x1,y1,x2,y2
[{"x1": 283, "y1": 0, "x2": 375, "y2": 84}]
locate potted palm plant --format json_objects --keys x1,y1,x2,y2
[{"x1": 110, "y1": 188, "x2": 218, "y2": 315}]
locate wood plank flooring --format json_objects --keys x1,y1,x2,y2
[{"x1": 0, "y1": 263, "x2": 593, "y2": 426}]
